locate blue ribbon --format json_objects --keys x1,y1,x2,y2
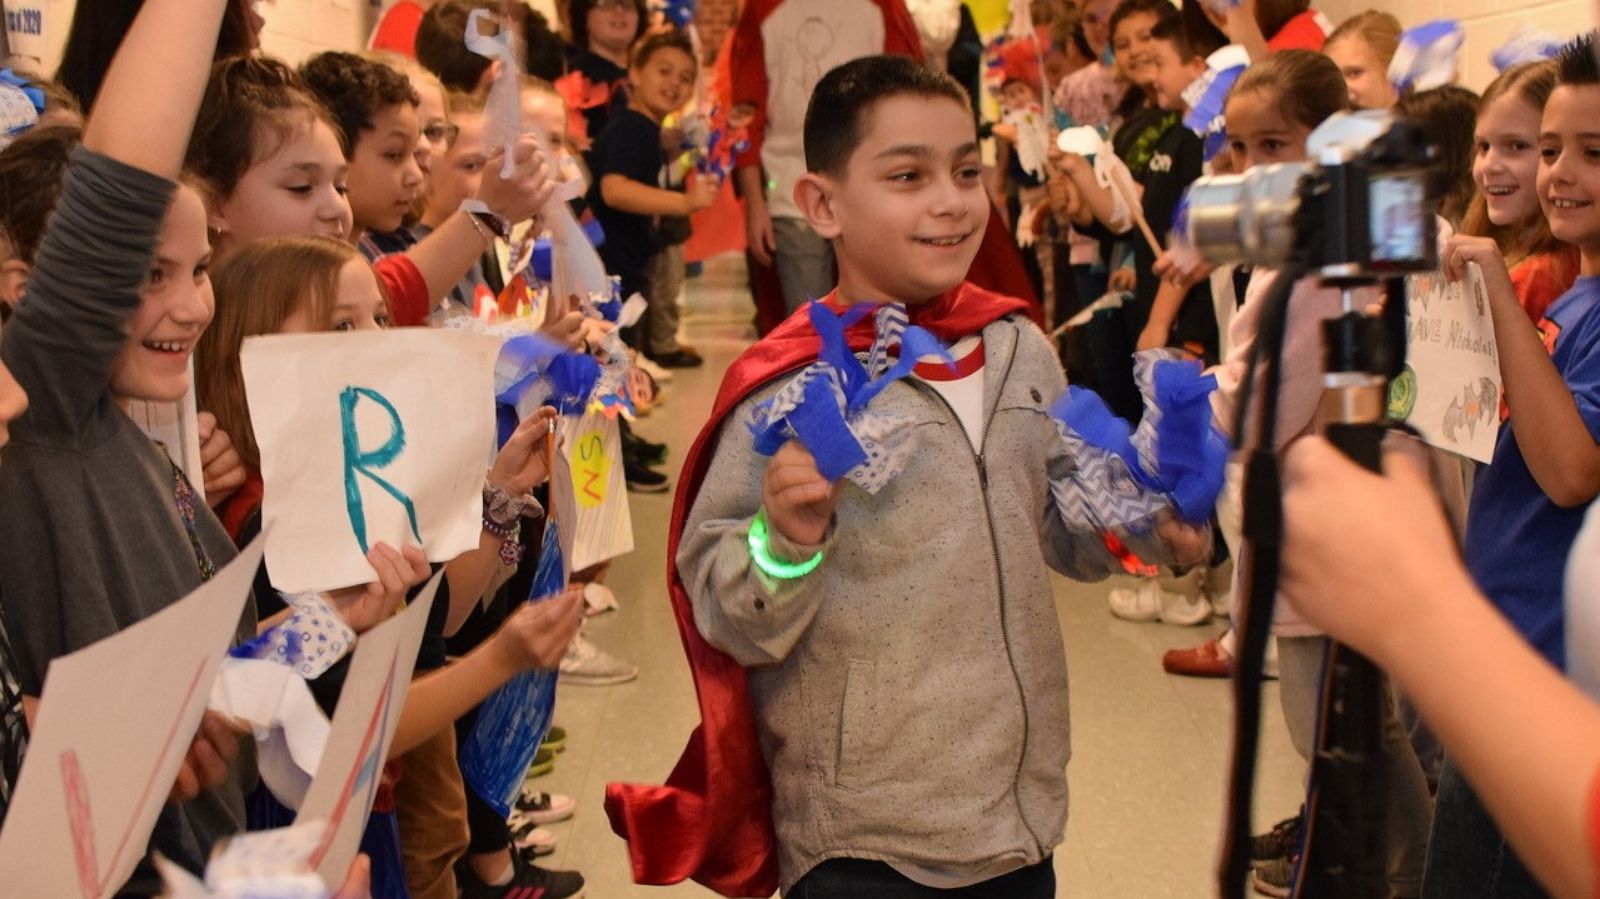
[
  {"x1": 749, "y1": 302, "x2": 954, "y2": 482},
  {"x1": 1491, "y1": 26, "x2": 1563, "y2": 73},
  {"x1": 494, "y1": 333, "x2": 600, "y2": 444},
  {"x1": 1390, "y1": 20, "x2": 1463, "y2": 93},
  {"x1": 0, "y1": 70, "x2": 45, "y2": 116},
  {"x1": 530, "y1": 218, "x2": 607, "y2": 283},
  {"x1": 459, "y1": 521, "x2": 564, "y2": 817},
  {"x1": 1049, "y1": 358, "x2": 1227, "y2": 523},
  {"x1": 1183, "y1": 63, "x2": 1245, "y2": 163}
]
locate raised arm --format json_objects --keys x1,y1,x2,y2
[
  {"x1": 81, "y1": 0, "x2": 226, "y2": 173},
  {"x1": 2, "y1": 0, "x2": 228, "y2": 441}
]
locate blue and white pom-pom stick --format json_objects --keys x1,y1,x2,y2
[
  {"x1": 228, "y1": 592, "x2": 355, "y2": 680},
  {"x1": 652, "y1": 0, "x2": 697, "y2": 28},
  {"x1": 496, "y1": 331, "x2": 601, "y2": 434},
  {"x1": 1049, "y1": 351, "x2": 1228, "y2": 528},
  {"x1": 1491, "y1": 25, "x2": 1564, "y2": 72},
  {"x1": 750, "y1": 303, "x2": 954, "y2": 494},
  {"x1": 1389, "y1": 20, "x2": 1464, "y2": 94},
  {"x1": 1183, "y1": 45, "x2": 1250, "y2": 163}
]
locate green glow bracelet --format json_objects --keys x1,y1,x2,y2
[{"x1": 748, "y1": 509, "x2": 825, "y2": 580}]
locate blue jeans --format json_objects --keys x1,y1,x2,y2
[
  {"x1": 790, "y1": 857, "x2": 1055, "y2": 899},
  {"x1": 1421, "y1": 759, "x2": 1547, "y2": 898}
]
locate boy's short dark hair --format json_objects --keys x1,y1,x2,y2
[
  {"x1": 1108, "y1": 0, "x2": 1174, "y2": 47},
  {"x1": 299, "y1": 52, "x2": 420, "y2": 158},
  {"x1": 804, "y1": 56, "x2": 971, "y2": 177},
  {"x1": 1557, "y1": 33, "x2": 1600, "y2": 87},
  {"x1": 416, "y1": 0, "x2": 497, "y2": 93},
  {"x1": 521, "y1": 7, "x2": 568, "y2": 81},
  {"x1": 1149, "y1": 11, "x2": 1205, "y2": 62},
  {"x1": 630, "y1": 30, "x2": 696, "y2": 71}
]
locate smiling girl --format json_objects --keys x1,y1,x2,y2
[{"x1": 1461, "y1": 60, "x2": 1578, "y2": 323}]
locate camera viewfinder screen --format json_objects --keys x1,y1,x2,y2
[{"x1": 1369, "y1": 174, "x2": 1427, "y2": 266}]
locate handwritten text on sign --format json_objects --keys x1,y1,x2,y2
[
  {"x1": 1393, "y1": 265, "x2": 1502, "y2": 463},
  {"x1": 569, "y1": 428, "x2": 612, "y2": 510},
  {"x1": 241, "y1": 330, "x2": 502, "y2": 593}
]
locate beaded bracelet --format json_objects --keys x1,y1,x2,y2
[{"x1": 747, "y1": 509, "x2": 824, "y2": 580}]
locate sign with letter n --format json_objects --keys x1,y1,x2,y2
[{"x1": 241, "y1": 330, "x2": 502, "y2": 593}]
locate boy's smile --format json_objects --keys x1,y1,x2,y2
[
  {"x1": 800, "y1": 94, "x2": 988, "y2": 306},
  {"x1": 1538, "y1": 83, "x2": 1600, "y2": 272}
]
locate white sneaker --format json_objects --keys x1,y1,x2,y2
[
  {"x1": 515, "y1": 787, "x2": 577, "y2": 825},
  {"x1": 559, "y1": 634, "x2": 639, "y2": 686},
  {"x1": 1159, "y1": 589, "x2": 1213, "y2": 626},
  {"x1": 634, "y1": 355, "x2": 674, "y2": 383},
  {"x1": 582, "y1": 582, "x2": 619, "y2": 617},
  {"x1": 510, "y1": 821, "x2": 557, "y2": 856},
  {"x1": 1108, "y1": 579, "x2": 1163, "y2": 622}
]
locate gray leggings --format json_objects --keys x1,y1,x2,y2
[{"x1": 1278, "y1": 635, "x2": 1434, "y2": 897}]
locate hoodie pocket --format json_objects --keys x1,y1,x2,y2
[{"x1": 835, "y1": 658, "x2": 878, "y2": 792}]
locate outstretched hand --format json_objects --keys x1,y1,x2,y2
[{"x1": 1156, "y1": 514, "x2": 1210, "y2": 568}]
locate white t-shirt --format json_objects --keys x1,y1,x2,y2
[
  {"x1": 912, "y1": 335, "x2": 986, "y2": 453},
  {"x1": 759, "y1": 0, "x2": 885, "y2": 220}
]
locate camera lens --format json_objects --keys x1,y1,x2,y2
[{"x1": 1185, "y1": 163, "x2": 1309, "y2": 269}]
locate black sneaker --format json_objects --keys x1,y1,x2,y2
[
  {"x1": 649, "y1": 349, "x2": 704, "y2": 368},
  {"x1": 624, "y1": 459, "x2": 670, "y2": 493},
  {"x1": 457, "y1": 850, "x2": 586, "y2": 899},
  {"x1": 1250, "y1": 811, "x2": 1302, "y2": 867}
]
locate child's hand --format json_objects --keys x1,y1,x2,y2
[
  {"x1": 761, "y1": 440, "x2": 839, "y2": 547},
  {"x1": 1156, "y1": 514, "x2": 1209, "y2": 567},
  {"x1": 196, "y1": 411, "x2": 247, "y2": 506},
  {"x1": 1108, "y1": 266, "x2": 1137, "y2": 292},
  {"x1": 542, "y1": 293, "x2": 589, "y2": 350},
  {"x1": 328, "y1": 543, "x2": 431, "y2": 633},
  {"x1": 491, "y1": 586, "x2": 584, "y2": 671},
  {"x1": 1153, "y1": 250, "x2": 1214, "y2": 289},
  {"x1": 1442, "y1": 234, "x2": 1511, "y2": 285},
  {"x1": 331, "y1": 855, "x2": 372, "y2": 899},
  {"x1": 489, "y1": 407, "x2": 559, "y2": 495},
  {"x1": 168, "y1": 710, "x2": 243, "y2": 803},
  {"x1": 685, "y1": 175, "x2": 720, "y2": 214},
  {"x1": 477, "y1": 135, "x2": 555, "y2": 224}
]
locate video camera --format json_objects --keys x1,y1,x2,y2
[
  {"x1": 1185, "y1": 110, "x2": 1444, "y2": 899},
  {"x1": 1183, "y1": 110, "x2": 1440, "y2": 281}
]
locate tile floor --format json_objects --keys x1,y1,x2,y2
[{"x1": 528, "y1": 254, "x2": 1305, "y2": 898}]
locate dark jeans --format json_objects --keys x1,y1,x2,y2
[
  {"x1": 790, "y1": 857, "x2": 1055, "y2": 899},
  {"x1": 1421, "y1": 760, "x2": 1547, "y2": 898}
]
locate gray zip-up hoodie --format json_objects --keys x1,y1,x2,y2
[{"x1": 680, "y1": 314, "x2": 1188, "y2": 892}]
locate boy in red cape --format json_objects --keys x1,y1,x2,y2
[{"x1": 605, "y1": 56, "x2": 1206, "y2": 897}]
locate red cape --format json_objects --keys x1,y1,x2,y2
[{"x1": 603, "y1": 282, "x2": 1032, "y2": 897}]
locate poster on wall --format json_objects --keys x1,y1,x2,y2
[{"x1": 2, "y1": 0, "x2": 75, "y2": 75}]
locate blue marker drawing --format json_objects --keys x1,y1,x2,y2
[{"x1": 340, "y1": 386, "x2": 421, "y2": 554}]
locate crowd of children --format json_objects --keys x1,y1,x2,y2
[{"x1": 0, "y1": 0, "x2": 1599, "y2": 897}]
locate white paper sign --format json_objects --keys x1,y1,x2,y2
[
  {"x1": 240, "y1": 330, "x2": 501, "y2": 593},
  {"x1": 295, "y1": 573, "x2": 439, "y2": 892},
  {"x1": 1393, "y1": 265, "x2": 1502, "y2": 463},
  {"x1": 553, "y1": 411, "x2": 633, "y2": 571},
  {"x1": 2, "y1": 0, "x2": 73, "y2": 73},
  {"x1": 0, "y1": 539, "x2": 262, "y2": 899},
  {"x1": 157, "y1": 821, "x2": 329, "y2": 899}
]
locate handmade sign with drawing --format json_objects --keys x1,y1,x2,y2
[
  {"x1": 0, "y1": 540, "x2": 262, "y2": 898},
  {"x1": 1390, "y1": 263, "x2": 1502, "y2": 463},
  {"x1": 295, "y1": 573, "x2": 441, "y2": 891},
  {"x1": 241, "y1": 330, "x2": 501, "y2": 592}
]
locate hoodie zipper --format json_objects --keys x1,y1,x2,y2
[{"x1": 909, "y1": 330, "x2": 1045, "y2": 854}]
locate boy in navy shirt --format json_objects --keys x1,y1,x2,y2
[{"x1": 587, "y1": 29, "x2": 717, "y2": 367}]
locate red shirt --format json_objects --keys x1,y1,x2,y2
[
  {"x1": 373, "y1": 254, "x2": 432, "y2": 327},
  {"x1": 1510, "y1": 247, "x2": 1580, "y2": 325},
  {"x1": 1267, "y1": 10, "x2": 1328, "y2": 52},
  {"x1": 368, "y1": 1, "x2": 424, "y2": 57}
]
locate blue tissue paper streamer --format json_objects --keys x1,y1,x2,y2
[{"x1": 458, "y1": 520, "x2": 564, "y2": 817}]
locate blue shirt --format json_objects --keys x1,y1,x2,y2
[{"x1": 1465, "y1": 275, "x2": 1600, "y2": 669}]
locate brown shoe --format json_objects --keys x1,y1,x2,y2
[{"x1": 1162, "y1": 635, "x2": 1232, "y2": 678}]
